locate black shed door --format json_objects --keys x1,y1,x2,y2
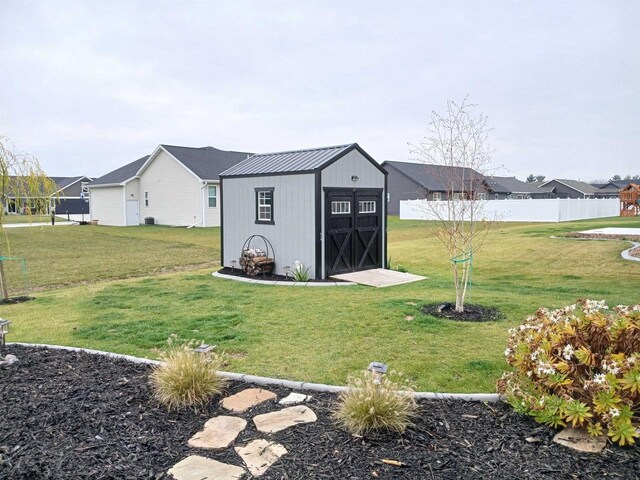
[{"x1": 325, "y1": 189, "x2": 382, "y2": 277}]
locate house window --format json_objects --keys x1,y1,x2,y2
[
  {"x1": 208, "y1": 185, "x2": 217, "y2": 208},
  {"x1": 477, "y1": 192, "x2": 486, "y2": 200},
  {"x1": 495, "y1": 193, "x2": 500, "y2": 200},
  {"x1": 433, "y1": 192, "x2": 442, "y2": 201},
  {"x1": 144, "y1": 191, "x2": 149, "y2": 207},
  {"x1": 255, "y1": 188, "x2": 274, "y2": 224},
  {"x1": 358, "y1": 200, "x2": 376, "y2": 214},
  {"x1": 452, "y1": 193, "x2": 462, "y2": 200},
  {"x1": 331, "y1": 201, "x2": 351, "y2": 214}
]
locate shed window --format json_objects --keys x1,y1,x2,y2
[
  {"x1": 255, "y1": 188, "x2": 274, "y2": 224},
  {"x1": 144, "y1": 191, "x2": 149, "y2": 207},
  {"x1": 208, "y1": 185, "x2": 217, "y2": 208},
  {"x1": 331, "y1": 201, "x2": 351, "y2": 214},
  {"x1": 477, "y1": 192, "x2": 486, "y2": 200},
  {"x1": 358, "y1": 200, "x2": 376, "y2": 213},
  {"x1": 432, "y1": 192, "x2": 442, "y2": 201}
]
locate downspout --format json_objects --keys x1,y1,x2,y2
[
  {"x1": 201, "y1": 181, "x2": 207, "y2": 228},
  {"x1": 122, "y1": 186, "x2": 127, "y2": 226}
]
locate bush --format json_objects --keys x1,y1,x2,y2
[
  {"x1": 497, "y1": 299, "x2": 640, "y2": 446},
  {"x1": 149, "y1": 336, "x2": 227, "y2": 411},
  {"x1": 333, "y1": 370, "x2": 419, "y2": 435},
  {"x1": 291, "y1": 260, "x2": 310, "y2": 282}
]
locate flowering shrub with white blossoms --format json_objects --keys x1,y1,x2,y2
[{"x1": 497, "y1": 299, "x2": 640, "y2": 446}]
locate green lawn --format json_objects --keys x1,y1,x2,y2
[
  {"x1": 0, "y1": 225, "x2": 218, "y2": 291},
  {"x1": 2, "y1": 215, "x2": 66, "y2": 224},
  {"x1": 2, "y1": 216, "x2": 639, "y2": 393}
]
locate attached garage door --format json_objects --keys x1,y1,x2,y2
[{"x1": 325, "y1": 189, "x2": 382, "y2": 277}]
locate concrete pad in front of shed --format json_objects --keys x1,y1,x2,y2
[
  {"x1": 330, "y1": 268, "x2": 426, "y2": 288},
  {"x1": 579, "y1": 227, "x2": 640, "y2": 235}
]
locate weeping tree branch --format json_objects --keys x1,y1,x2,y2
[{"x1": 0, "y1": 136, "x2": 57, "y2": 300}]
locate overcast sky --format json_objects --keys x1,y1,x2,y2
[{"x1": 1, "y1": 0, "x2": 638, "y2": 181}]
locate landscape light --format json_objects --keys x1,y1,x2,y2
[
  {"x1": 367, "y1": 361, "x2": 388, "y2": 384},
  {"x1": 0, "y1": 319, "x2": 11, "y2": 353}
]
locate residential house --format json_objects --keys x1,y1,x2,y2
[
  {"x1": 381, "y1": 161, "x2": 485, "y2": 215},
  {"x1": 2, "y1": 175, "x2": 93, "y2": 216},
  {"x1": 537, "y1": 179, "x2": 601, "y2": 199},
  {"x1": 221, "y1": 144, "x2": 387, "y2": 279},
  {"x1": 483, "y1": 176, "x2": 544, "y2": 199},
  {"x1": 591, "y1": 181, "x2": 627, "y2": 199},
  {"x1": 88, "y1": 145, "x2": 251, "y2": 226}
]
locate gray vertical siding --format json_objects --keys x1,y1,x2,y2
[
  {"x1": 320, "y1": 149, "x2": 386, "y2": 278},
  {"x1": 222, "y1": 174, "x2": 316, "y2": 277},
  {"x1": 384, "y1": 166, "x2": 427, "y2": 215}
]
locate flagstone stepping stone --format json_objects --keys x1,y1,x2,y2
[
  {"x1": 167, "y1": 455, "x2": 245, "y2": 480},
  {"x1": 553, "y1": 427, "x2": 606, "y2": 453},
  {"x1": 221, "y1": 388, "x2": 277, "y2": 413},
  {"x1": 188, "y1": 415, "x2": 247, "y2": 449},
  {"x1": 235, "y1": 439, "x2": 287, "y2": 477},
  {"x1": 278, "y1": 392, "x2": 311, "y2": 405},
  {"x1": 253, "y1": 405, "x2": 317, "y2": 433}
]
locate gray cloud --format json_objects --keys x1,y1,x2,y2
[{"x1": 1, "y1": 0, "x2": 638, "y2": 181}]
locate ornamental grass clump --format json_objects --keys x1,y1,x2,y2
[
  {"x1": 333, "y1": 370, "x2": 419, "y2": 436},
  {"x1": 497, "y1": 299, "x2": 640, "y2": 446},
  {"x1": 150, "y1": 336, "x2": 227, "y2": 411}
]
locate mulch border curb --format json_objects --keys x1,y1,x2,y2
[
  {"x1": 212, "y1": 271, "x2": 356, "y2": 287},
  {"x1": 7, "y1": 342, "x2": 500, "y2": 402}
]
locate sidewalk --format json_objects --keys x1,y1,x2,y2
[{"x1": 2, "y1": 221, "x2": 76, "y2": 228}]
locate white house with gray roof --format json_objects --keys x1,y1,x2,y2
[
  {"x1": 220, "y1": 143, "x2": 387, "y2": 280},
  {"x1": 88, "y1": 145, "x2": 251, "y2": 226}
]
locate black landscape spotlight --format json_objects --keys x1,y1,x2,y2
[
  {"x1": 368, "y1": 361, "x2": 388, "y2": 384},
  {"x1": 0, "y1": 318, "x2": 11, "y2": 354},
  {"x1": 195, "y1": 344, "x2": 215, "y2": 355}
]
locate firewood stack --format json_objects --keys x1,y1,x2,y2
[{"x1": 240, "y1": 248, "x2": 274, "y2": 276}]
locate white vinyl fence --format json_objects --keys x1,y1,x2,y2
[{"x1": 400, "y1": 198, "x2": 620, "y2": 223}]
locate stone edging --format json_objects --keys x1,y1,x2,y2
[
  {"x1": 212, "y1": 271, "x2": 356, "y2": 287},
  {"x1": 7, "y1": 342, "x2": 500, "y2": 402},
  {"x1": 621, "y1": 242, "x2": 640, "y2": 262},
  {"x1": 550, "y1": 236, "x2": 640, "y2": 263}
]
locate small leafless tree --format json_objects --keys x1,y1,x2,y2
[
  {"x1": 409, "y1": 98, "x2": 493, "y2": 312},
  {"x1": 0, "y1": 136, "x2": 57, "y2": 300}
]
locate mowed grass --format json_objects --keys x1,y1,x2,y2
[
  {"x1": 0, "y1": 225, "x2": 218, "y2": 291},
  {"x1": 3, "y1": 216, "x2": 639, "y2": 392},
  {"x1": 2, "y1": 215, "x2": 67, "y2": 224}
]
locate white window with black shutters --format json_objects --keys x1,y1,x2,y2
[{"x1": 255, "y1": 188, "x2": 274, "y2": 224}]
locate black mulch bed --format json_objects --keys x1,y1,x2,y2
[
  {"x1": 1, "y1": 346, "x2": 639, "y2": 480},
  {"x1": 421, "y1": 303, "x2": 503, "y2": 322},
  {"x1": 217, "y1": 267, "x2": 346, "y2": 283},
  {"x1": 0, "y1": 296, "x2": 34, "y2": 305}
]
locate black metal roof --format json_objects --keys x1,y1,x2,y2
[
  {"x1": 161, "y1": 145, "x2": 252, "y2": 180},
  {"x1": 382, "y1": 161, "x2": 484, "y2": 192},
  {"x1": 220, "y1": 144, "x2": 358, "y2": 177}
]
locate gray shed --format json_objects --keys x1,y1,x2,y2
[{"x1": 219, "y1": 143, "x2": 388, "y2": 280}]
